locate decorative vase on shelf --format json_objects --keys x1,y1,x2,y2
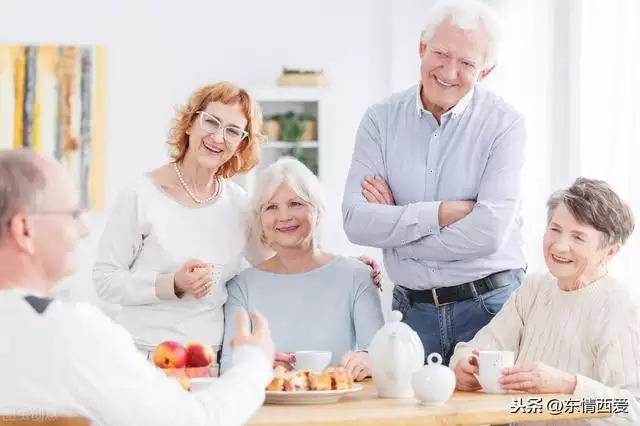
[
  {"x1": 298, "y1": 113, "x2": 317, "y2": 141},
  {"x1": 263, "y1": 119, "x2": 280, "y2": 141}
]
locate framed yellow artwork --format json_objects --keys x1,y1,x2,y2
[{"x1": 0, "y1": 45, "x2": 107, "y2": 210}]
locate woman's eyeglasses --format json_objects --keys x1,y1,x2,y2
[{"x1": 196, "y1": 111, "x2": 248, "y2": 144}]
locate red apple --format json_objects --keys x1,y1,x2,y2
[
  {"x1": 185, "y1": 342, "x2": 214, "y2": 368},
  {"x1": 153, "y1": 341, "x2": 187, "y2": 369}
]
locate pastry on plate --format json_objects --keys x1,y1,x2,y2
[
  {"x1": 266, "y1": 376, "x2": 285, "y2": 391},
  {"x1": 325, "y1": 367, "x2": 354, "y2": 390},
  {"x1": 266, "y1": 365, "x2": 355, "y2": 391},
  {"x1": 266, "y1": 365, "x2": 287, "y2": 391},
  {"x1": 307, "y1": 372, "x2": 332, "y2": 391},
  {"x1": 283, "y1": 370, "x2": 310, "y2": 391}
]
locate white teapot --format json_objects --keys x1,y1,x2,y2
[
  {"x1": 412, "y1": 352, "x2": 456, "y2": 405},
  {"x1": 368, "y1": 310, "x2": 424, "y2": 398}
]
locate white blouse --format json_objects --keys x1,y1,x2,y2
[{"x1": 92, "y1": 174, "x2": 262, "y2": 350}]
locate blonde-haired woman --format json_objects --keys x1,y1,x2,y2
[
  {"x1": 93, "y1": 83, "x2": 381, "y2": 362},
  {"x1": 221, "y1": 157, "x2": 385, "y2": 380}
]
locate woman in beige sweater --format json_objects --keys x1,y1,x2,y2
[{"x1": 450, "y1": 177, "x2": 639, "y2": 425}]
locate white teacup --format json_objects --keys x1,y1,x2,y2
[
  {"x1": 204, "y1": 263, "x2": 224, "y2": 297},
  {"x1": 293, "y1": 350, "x2": 332, "y2": 372},
  {"x1": 472, "y1": 350, "x2": 514, "y2": 394}
]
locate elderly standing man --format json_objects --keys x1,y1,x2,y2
[
  {"x1": 342, "y1": 0, "x2": 527, "y2": 365},
  {"x1": 0, "y1": 149, "x2": 275, "y2": 425}
]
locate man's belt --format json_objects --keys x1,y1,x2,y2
[{"x1": 403, "y1": 270, "x2": 512, "y2": 308}]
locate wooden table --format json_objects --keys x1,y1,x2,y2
[{"x1": 248, "y1": 381, "x2": 612, "y2": 425}]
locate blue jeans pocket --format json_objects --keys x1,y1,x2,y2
[
  {"x1": 478, "y1": 285, "x2": 512, "y2": 316},
  {"x1": 478, "y1": 269, "x2": 524, "y2": 317},
  {"x1": 391, "y1": 286, "x2": 411, "y2": 319}
]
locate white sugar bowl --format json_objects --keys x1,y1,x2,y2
[{"x1": 411, "y1": 353, "x2": 456, "y2": 405}]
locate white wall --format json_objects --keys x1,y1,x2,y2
[
  {"x1": 0, "y1": 0, "x2": 397, "y2": 311},
  {"x1": 1, "y1": 0, "x2": 390, "y2": 204},
  {"x1": 2, "y1": 0, "x2": 579, "y2": 312}
]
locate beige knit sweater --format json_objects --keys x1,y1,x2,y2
[{"x1": 449, "y1": 273, "x2": 640, "y2": 425}]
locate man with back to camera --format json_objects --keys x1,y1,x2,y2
[
  {"x1": 0, "y1": 148, "x2": 275, "y2": 425},
  {"x1": 342, "y1": 0, "x2": 527, "y2": 365}
]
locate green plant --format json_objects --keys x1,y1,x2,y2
[
  {"x1": 270, "y1": 112, "x2": 316, "y2": 142},
  {"x1": 298, "y1": 112, "x2": 316, "y2": 122},
  {"x1": 282, "y1": 67, "x2": 324, "y2": 75},
  {"x1": 289, "y1": 147, "x2": 318, "y2": 176}
]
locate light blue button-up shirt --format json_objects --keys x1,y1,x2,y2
[{"x1": 342, "y1": 84, "x2": 527, "y2": 290}]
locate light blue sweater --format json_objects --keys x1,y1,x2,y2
[{"x1": 220, "y1": 256, "x2": 385, "y2": 374}]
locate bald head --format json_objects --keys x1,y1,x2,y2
[
  {"x1": 0, "y1": 149, "x2": 78, "y2": 241},
  {"x1": 0, "y1": 149, "x2": 86, "y2": 288},
  {"x1": 0, "y1": 150, "x2": 49, "y2": 244}
]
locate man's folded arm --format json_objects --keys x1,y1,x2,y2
[
  {"x1": 342, "y1": 107, "x2": 442, "y2": 249},
  {"x1": 395, "y1": 117, "x2": 526, "y2": 261}
]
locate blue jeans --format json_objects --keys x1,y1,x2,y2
[{"x1": 391, "y1": 269, "x2": 525, "y2": 366}]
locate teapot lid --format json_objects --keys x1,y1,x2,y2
[
  {"x1": 369, "y1": 310, "x2": 425, "y2": 366},
  {"x1": 389, "y1": 310, "x2": 403, "y2": 323},
  {"x1": 377, "y1": 310, "x2": 419, "y2": 338},
  {"x1": 426, "y1": 352, "x2": 443, "y2": 365}
]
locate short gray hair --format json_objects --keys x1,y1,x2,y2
[
  {"x1": 247, "y1": 157, "x2": 325, "y2": 247},
  {"x1": 546, "y1": 177, "x2": 635, "y2": 248},
  {"x1": 420, "y1": 0, "x2": 502, "y2": 69},
  {"x1": 0, "y1": 149, "x2": 48, "y2": 244}
]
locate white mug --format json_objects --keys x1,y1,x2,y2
[
  {"x1": 204, "y1": 263, "x2": 224, "y2": 298},
  {"x1": 471, "y1": 350, "x2": 514, "y2": 394},
  {"x1": 293, "y1": 350, "x2": 332, "y2": 372}
]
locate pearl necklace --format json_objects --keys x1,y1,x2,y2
[{"x1": 173, "y1": 162, "x2": 220, "y2": 204}]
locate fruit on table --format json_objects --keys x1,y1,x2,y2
[
  {"x1": 185, "y1": 367, "x2": 213, "y2": 378},
  {"x1": 165, "y1": 367, "x2": 213, "y2": 378},
  {"x1": 153, "y1": 341, "x2": 187, "y2": 369},
  {"x1": 185, "y1": 342, "x2": 214, "y2": 367},
  {"x1": 153, "y1": 341, "x2": 216, "y2": 391}
]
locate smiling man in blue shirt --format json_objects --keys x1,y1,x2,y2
[{"x1": 342, "y1": 0, "x2": 527, "y2": 365}]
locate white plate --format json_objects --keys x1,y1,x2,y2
[{"x1": 265, "y1": 385, "x2": 363, "y2": 405}]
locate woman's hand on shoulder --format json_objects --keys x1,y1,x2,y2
[{"x1": 354, "y1": 255, "x2": 383, "y2": 291}]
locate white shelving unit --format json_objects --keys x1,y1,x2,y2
[
  {"x1": 262, "y1": 140, "x2": 318, "y2": 149},
  {"x1": 235, "y1": 87, "x2": 326, "y2": 195},
  {"x1": 250, "y1": 87, "x2": 326, "y2": 103}
]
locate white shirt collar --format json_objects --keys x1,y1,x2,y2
[{"x1": 416, "y1": 83, "x2": 475, "y2": 119}]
